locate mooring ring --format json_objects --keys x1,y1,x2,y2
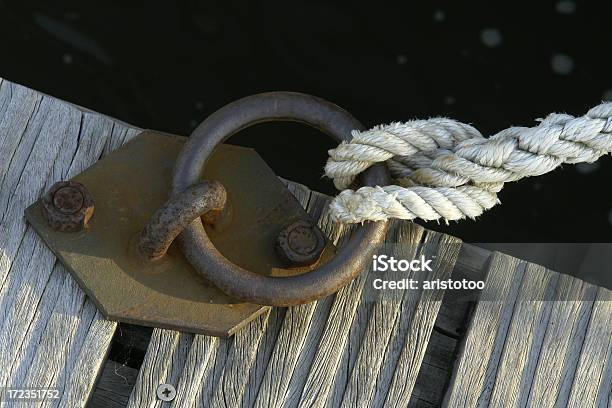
[{"x1": 172, "y1": 92, "x2": 391, "y2": 306}]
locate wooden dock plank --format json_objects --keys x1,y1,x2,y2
[
  {"x1": 247, "y1": 181, "x2": 318, "y2": 407},
  {"x1": 252, "y1": 303, "x2": 316, "y2": 407},
  {"x1": 239, "y1": 308, "x2": 285, "y2": 408},
  {"x1": 173, "y1": 334, "x2": 219, "y2": 407},
  {"x1": 294, "y1": 244, "x2": 391, "y2": 407},
  {"x1": 281, "y1": 296, "x2": 335, "y2": 408},
  {"x1": 0, "y1": 78, "x2": 138, "y2": 406},
  {"x1": 382, "y1": 232, "x2": 461, "y2": 407},
  {"x1": 288, "y1": 194, "x2": 369, "y2": 408},
  {"x1": 487, "y1": 263, "x2": 558, "y2": 408},
  {"x1": 57, "y1": 311, "x2": 118, "y2": 407},
  {"x1": 125, "y1": 330, "x2": 193, "y2": 408},
  {"x1": 444, "y1": 250, "x2": 612, "y2": 408},
  {"x1": 526, "y1": 274, "x2": 596, "y2": 407},
  {"x1": 207, "y1": 312, "x2": 272, "y2": 407},
  {"x1": 18, "y1": 275, "x2": 95, "y2": 397},
  {"x1": 339, "y1": 220, "x2": 424, "y2": 408},
  {"x1": 566, "y1": 286, "x2": 612, "y2": 408},
  {"x1": 443, "y1": 252, "x2": 526, "y2": 407}
]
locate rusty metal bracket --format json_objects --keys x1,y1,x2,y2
[
  {"x1": 25, "y1": 92, "x2": 390, "y2": 335},
  {"x1": 26, "y1": 131, "x2": 336, "y2": 336}
]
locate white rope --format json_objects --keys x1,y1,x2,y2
[{"x1": 326, "y1": 102, "x2": 612, "y2": 224}]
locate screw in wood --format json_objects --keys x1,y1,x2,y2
[{"x1": 156, "y1": 383, "x2": 176, "y2": 401}]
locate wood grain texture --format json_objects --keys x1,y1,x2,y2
[
  {"x1": 526, "y1": 274, "x2": 596, "y2": 408},
  {"x1": 566, "y1": 286, "x2": 612, "y2": 408},
  {"x1": 126, "y1": 181, "x2": 461, "y2": 408},
  {"x1": 487, "y1": 263, "x2": 558, "y2": 408},
  {"x1": 339, "y1": 220, "x2": 424, "y2": 408},
  {"x1": 444, "y1": 251, "x2": 612, "y2": 408},
  {"x1": 382, "y1": 232, "x2": 461, "y2": 408},
  {"x1": 443, "y1": 252, "x2": 526, "y2": 408},
  {"x1": 126, "y1": 330, "x2": 193, "y2": 408},
  {"x1": 0, "y1": 78, "x2": 139, "y2": 407},
  {"x1": 207, "y1": 311, "x2": 272, "y2": 407}
]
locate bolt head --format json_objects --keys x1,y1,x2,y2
[
  {"x1": 41, "y1": 181, "x2": 94, "y2": 232},
  {"x1": 156, "y1": 383, "x2": 176, "y2": 401},
  {"x1": 276, "y1": 220, "x2": 325, "y2": 267}
]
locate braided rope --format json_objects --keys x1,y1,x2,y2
[{"x1": 326, "y1": 103, "x2": 612, "y2": 223}]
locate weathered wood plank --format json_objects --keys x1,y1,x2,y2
[
  {"x1": 207, "y1": 312, "x2": 272, "y2": 407},
  {"x1": 525, "y1": 274, "x2": 596, "y2": 407},
  {"x1": 282, "y1": 295, "x2": 336, "y2": 407},
  {"x1": 444, "y1": 250, "x2": 612, "y2": 408},
  {"x1": 17, "y1": 276, "x2": 96, "y2": 398},
  {"x1": 443, "y1": 252, "x2": 526, "y2": 407},
  {"x1": 57, "y1": 311, "x2": 119, "y2": 407},
  {"x1": 293, "y1": 252, "x2": 375, "y2": 407},
  {"x1": 249, "y1": 188, "x2": 317, "y2": 408},
  {"x1": 566, "y1": 286, "x2": 612, "y2": 408},
  {"x1": 487, "y1": 263, "x2": 558, "y2": 408},
  {"x1": 249, "y1": 182, "x2": 317, "y2": 407},
  {"x1": 338, "y1": 220, "x2": 424, "y2": 408},
  {"x1": 252, "y1": 303, "x2": 316, "y2": 407},
  {"x1": 381, "y1": 232, "x2": 461, "y2": 407},
  {"x1": 0, "y1": 78, "x2": 139, "y2": 407},
  {"x1": 126, "y1": 330, "x2": 192, "y2": 408},
  {"x1": 174, "y1": 334, "x2": 220, "y2": 407},
  {"x1": 240, "y1": 307, "x2": 286, "y2": 408},
  {"x1": 314, "y1": 195, "x2": 363, "y2": 408},
  {"x1": 335, "y1": 221, "x2": 424, "y2": 406}
]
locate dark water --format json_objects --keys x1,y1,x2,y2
[{"x1": 1, "y1": 0, "x2": 611, "y2": 243}]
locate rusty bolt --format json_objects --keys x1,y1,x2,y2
[
  {"x1": 276, "y1": 220, "x2": 325, "y2": 267},
  {"x1": 41, "y1": 181, "x2": 94, "y2": 232}
]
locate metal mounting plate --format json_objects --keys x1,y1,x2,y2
[{"x1": 25, "y1": 131, "x2": 335, "y2": 336}]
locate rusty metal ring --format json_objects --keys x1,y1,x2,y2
[{"x1": 172, "y1": 92, "x2": 391, "y2": 306}]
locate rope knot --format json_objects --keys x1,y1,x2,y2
[{"x1": 325, "y1": 103, "x2": 612, "y2": 224}]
